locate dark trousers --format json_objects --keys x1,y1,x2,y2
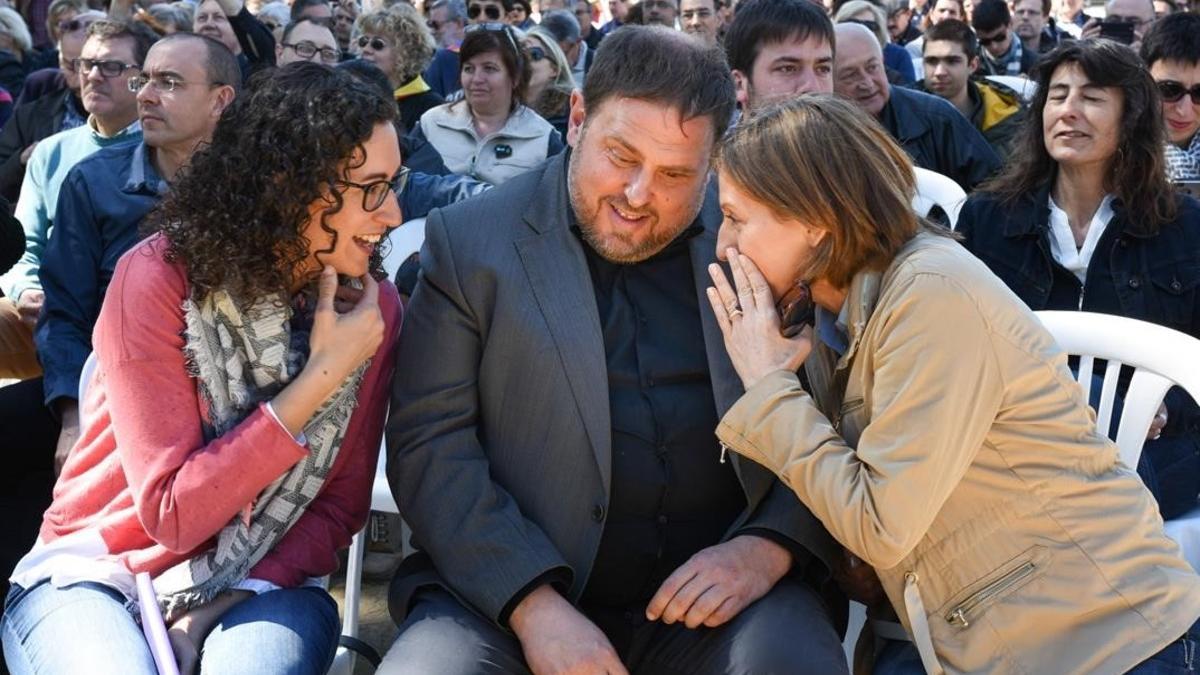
[{"x1": 378, "y1": 578, "x2": 848, "y2": 675}]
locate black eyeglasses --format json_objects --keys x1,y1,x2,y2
[
  {"x1": 336, "y1": 167, "x2": 410, "y2": 212},
  {"x1": 1159, "y1": 80, "x2": 1200, "y2": 105},
  {"x1": 57, "y1": 17, "x2": 99, "y2": 34},
  {"x1": 528, "y1": 45, "x2": 545, "y2": 61},
  {"x1": 977, "y1": 31, "x2": 1007, "y2": 46},
  {"x1": 467, "y1": 3, "x2": 503, "y2": 19},
  {"x1": 72, "y1": 58, "x2": 139, "y2": 78},
  {"x1": 283, "y1": 41, "x2": 341, "y2": 63},
  {"x1": 356, "y1": 35, "x2": 389, "y2": 51}
]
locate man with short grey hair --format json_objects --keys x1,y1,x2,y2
[{"x1": 426, "y1": 0, "x2": 466, "y2": 48}]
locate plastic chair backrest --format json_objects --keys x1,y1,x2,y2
[
  {"x1": 381, "y1": 218, "x2": 427, "y2": 282},
  {"x1": 912, "y1": 167, "x2": 967, "y2": 229},
  {"x1": 78, "y1": 352, "x2": 99, "y2": 427},
  {"x1": 985, "y1": 74, "x2": 1038, "y2": 102},
  {"x1": 1035, "y1": 310, "x2": 1200, "y2": 467}
]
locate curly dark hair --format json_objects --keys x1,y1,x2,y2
[
  {"x1": 980, "y1": 39, "x2": 1176, "y2": 233},
  {"x1": 147, "y1": 62, "x2": 398, "y2": 303}
]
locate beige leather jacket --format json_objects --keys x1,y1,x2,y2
[{"x1": 716, "y1": 233, "x2": 1200, "y2": 674}]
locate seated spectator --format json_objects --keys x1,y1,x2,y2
[
  {"x1": 540, "y1": 10, "x2": 591, "y2": 87},
  {"x1": 196, "y1": 0, "x2": 277, "y2": 77},
  {"x1": 833, "y1": 22, "x2": 1000, "y2": 189},
  {"x1": 958, "y1": 39, "x2": 1200, "y2": 522},
  {"x1": 332, "y1": 0, "x2": 358, "y2": 56},
  {"x1": 709, "y1": 91, "x2": 1200, "y2": 675},
  {"x1": 276, "y1": 16, "x2": 340, "y2": 66},
  {"x1": 145, "y1": 3, "x2": 195, "y2": 34},
  {"x1": 38, "y1": 31, "x2": 239, "y2": 478},
  {"x1": 1012, "y1": 0, "x2": 1071, "y2": 56},
  {"x1": 255, "y1": 0, "x2": 290, "y2": 42},
  {"x1": 917, "y1": 19, "x2": 1026, "y2": 159},
  {"x1": 355, "y1": 5, "x2": 443, "y2": 134},
  {"x1": 883, "y1": 0, "x2": 920, "y2": 46},
  {"x1": 409, "y1": 23, "x2": 562, "y2": 186},
  {"x1": 725, "y1": 0, "x2": 835, "y2": 115},
  {"x1": 523, "y1": 26, "x2": 574, "y2": 137},
  {"x1": 0, "y1": 62, "x2": 402, "y2": 675},
  {"x1": 0, "y1": 19, "x2": 154, "y2": 362},
  {"x1": 1141, "y1": 12, "x2": 1200, "y2": 182},
  {"x1": 0, "y1": 7, "x2": 35, "y2": 95},
  {"x1": 972, "y1": 0, "x2": 1037, "y2": 76},
  {"x1": 1080, "y1": 0, "x2": 1155, "y2": 52},
  {"x1": 835, "y1": 1, "x2": 916, "y2": 85}
]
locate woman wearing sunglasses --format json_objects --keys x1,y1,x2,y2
[
  {"x1": 1142, "y1": 13, "x2": 1200, "y2": 182},
  {"x1": 0, "y1": 63, "x2": 403, "y2": 675},
  {"x1": 408, "y1": 22, "x2": 562, "y2": 186},
  {"x1": 958, "y1": 40, "x2": 1200, "y2": 525},
  {"x1": 523, "y1": 26, "x2": 574, "y2": 138},
  {"x1": 354, "y1": 5, "x2": 444, "y2": 134}
]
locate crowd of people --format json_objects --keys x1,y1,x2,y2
[{"x1": 0, "y1": 0, "x2": 1196, "y2": 671}]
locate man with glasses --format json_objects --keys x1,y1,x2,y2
[
  {"x1": 971, "y1": 0, "x2": 1036, "y2": 75},
  {"x1": 467, "y1": 0, "x2": 509, "y2": 25},
  {"x1": 1141, "y1": 12, "x2": 1200, "y2": 182},
  {"x1": 1012, "y1": 0, "x2": 1070, "y2": 55},
  {"x1": 34, "y1": 32, "x2": 238, "y2": 487},
  {"x1": 276, "y1": 17, "x2": 340, "y2": 66},
  {"x1": 681, "y1": 0, "x2": 721, "y2": 45},
  {"x1": 426, "y1": 0, "x2": 467, "y2": 48}
]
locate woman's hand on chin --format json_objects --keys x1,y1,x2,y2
[{"x1": 706, "y1": 252, "x2": 813, "y2": 390}]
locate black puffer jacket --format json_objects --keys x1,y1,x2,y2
[{"x1": 878, "y1": 85, "x2": 1002, "y2": 191}]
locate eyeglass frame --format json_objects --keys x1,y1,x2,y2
[
  {"x1": 127, "y1": 73, "x2": 227, "y2": 93},
  {"x1": 1158, "y1": 80, "x2": 1200, "y2": 106},
  {"x1": 72, "y1": 58, "x2": 140, "y2": 79},
  {"x1": 356, "y1": 35, "x2": 389, "y2": 51},
  {"x1": 466, "y1": 2, "x2": 503, "y2": 19},
  {"x1": 334, "y1": 167, "x2": 411, "y2": 212},
  {"x1": 282, "y1": 40, "x2": 341, "y2": 63}
]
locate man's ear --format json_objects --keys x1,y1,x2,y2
[
  {"x1": 212, "y1": 85, "x2": 237, "y2": 119},
  {"x1": 565, "y1": 89, "x2": 586, "y2": 147},
  {"x1": 732, "y1": 69, "x2": 750, "y2": 108},
  {"x1": 969, "y1": 55, "x2": 979, "y2": 74}
]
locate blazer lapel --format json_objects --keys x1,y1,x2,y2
[{"x1": 513, "y1": 153, "x2": 613, "y2": 493}]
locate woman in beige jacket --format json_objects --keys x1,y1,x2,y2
[{"x1": 705, "y1": 95, "x2": 1200, "y2": 674}]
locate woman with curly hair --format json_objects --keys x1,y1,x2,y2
[
  {"x1": 409, "y1": 22, "x2": 562, "y2": 186},
  {"x1": 1, "y1": 62, "x2": 404, "y2": 675},
  {"x1": 355, "y1": 4, "x2": 444, "y2": 133}
]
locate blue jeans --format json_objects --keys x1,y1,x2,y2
[
  {"x1": 873, "y1": 618, "x2": 1200, "y2": 674},
  {"x1": 1, "y1": 579, "x2": 340, "y2": 675}
]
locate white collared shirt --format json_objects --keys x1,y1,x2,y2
[{"x1": 1047, "y1": 194, "x2": 1116, "y2": 284}]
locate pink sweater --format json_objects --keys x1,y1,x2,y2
[{"x1": 37, "y1": 234, "x2": 402, "y2": 588}]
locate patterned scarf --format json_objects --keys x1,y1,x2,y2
[
  {"x1": 154, "y1": 285, "x2": 368, "y2": 619},
  {"x1": 1166, "y1": 133, "x2": 1200, "y2": 182},
  {"x1": 982, "y1": 33, "x2": 1025, "y2": 76}
]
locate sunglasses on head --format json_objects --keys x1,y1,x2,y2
[
  {"x1": 1159, "y1": 80, "x2": 1200, "y2": 105},
  {"x1": 356, "y1": 35, "x2": 388, "y2": 51},
  {"x1": 464, "y1": 22, "x2": 522, "y2": 58},
  {"x1": 467, "y1": 3, "x2": 503, "y2": 19}
]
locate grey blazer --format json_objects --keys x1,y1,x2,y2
[{"x1": 386, "y1": 152, "x2": 839, "y2": 626}]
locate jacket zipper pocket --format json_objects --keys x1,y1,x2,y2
[{"x1": 945, "y1": 561, "x2": 1037, "y2": 629}]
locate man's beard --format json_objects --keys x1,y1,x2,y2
[{"x1": 568, "y1": 135, "x2": 706, "y2": 264}]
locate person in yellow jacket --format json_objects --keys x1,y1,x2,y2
[
  {"x1": 916, "y1": 19, "x2": 1027, "y2": 159},
  {"x1": 705, "y1": 94, "x2": 1200, "y2": 674}
]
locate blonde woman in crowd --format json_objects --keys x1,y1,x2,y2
[
  {"x1": 523, "y1": 25, "x2": 573, "y2": 137},
  {"x1": 354, "y1": 4, "x2": 442, "y2": 132}
]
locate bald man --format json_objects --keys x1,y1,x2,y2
[{"x1": 833, "y1": 22, "x2": 1000, "y2": 190}]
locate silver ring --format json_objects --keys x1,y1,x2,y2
[{"x1": 728, "y1": 308, "x2": 744, "y2": 319}]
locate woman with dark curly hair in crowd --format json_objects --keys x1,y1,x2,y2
[
  {"x1": 958, "y1": 40, "x2": 1200, "y2": 525},
  {"x1": 0, "y1": 62, "x2": 404, "y2": 675},
  {"x1": 355, "y1": 4, "x2": 444, "y2": 133}
]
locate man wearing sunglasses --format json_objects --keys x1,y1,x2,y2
[
  {"x1": 1142, "y1": 12, "x2": 1200, "y2": 182},
  {"x1": 971, "y1": 0, "x2": 1037, "y2": 75},
  {"x1": 467, "y1": 0, "x2": 509, "y2": 25}
]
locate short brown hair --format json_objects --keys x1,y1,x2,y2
[
  {"x1": 86, "y1": 19, "x2": 160, "y2": 66},
  {"x1": 717, "y1": 95, "x2": 930, "y2": 289}
]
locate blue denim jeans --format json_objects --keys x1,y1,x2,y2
[{"x1": 1, "y1": 579, "x2": 340, "y2": 675}]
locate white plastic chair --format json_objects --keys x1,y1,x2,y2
[
  {"x1": 1035, "y1": 311, "x2": 1200, "y2": 571},
  {"x1": 912, "y1": 167, "x2": 967, "y2": 230},
  {"x1": 78, "y1": 352, "x2": 98, "y2": 426},
  {"x1": 328, "y1": 440, "x2": 401, "y2": 675},
  {"x1": 985, "y1": 74, "x2": 1038, "y2": 103}
]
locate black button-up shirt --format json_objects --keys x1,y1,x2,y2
[{"x1": 576, "y1": 225, "x2": 746, "y2": 609}]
